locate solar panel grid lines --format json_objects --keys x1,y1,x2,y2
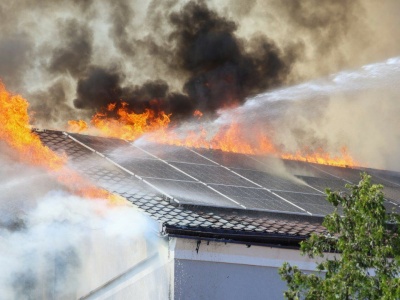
[
  {"x1": 132, "y1": 145, "x2": 204, "y2": 183},
  {"x1": 188, "y1": 148, "x2": 312, "y2": 215},
  {"x1": 63, "y1": 133, "x2": 182, "y2": 202},
  {"x1": 143, "y1": 178, "x2": 244, "y2": 208},
  {"x1": 369, "y1": 172, "x2": 400, "y2": 188},
  {"x1": 185, "y1": 147, "x2": 277, "y2": 190},
  {"x1": 66, "y1": 132, "x2": 100, "y2": 155},
  {"x1": 384, "y1": 199, "x2": 400, "y2": 214},
  {"x1": 140, "y1": 178, "x2": 178, "y2": 204},
  {"x1": 216, "y1": 168, "x2": 313, "y2": 215},
  {"x1": 244, "y1": 153, "x2": 270, "y2": 168},
  {"x1": 281, "y1": 160, "x2": 337, "y2": 180},
  {"x1": 135, "y1": 143, "x2": 309, "y2": 213},
  {"x1": 41, "y1": 131, "x2": 400, "y2": 217},
  {"x1": 138, "y1": 143, "x2": 215, "y2": 166},
  {"x1": 67, "y1": 134, "x2": 240, "y2": 208},
  {"x1": 133, "y1": 144, "x2": 247, "y2": 209},
  {"x1": 184, "y1": 146, "x2": 228, "y2": 167},
  {"x1": 202, "y1": 185, "x2": 246, "y2": 209},
  {"x1": 68, "y1": 133, "x2": 129, "y2": 155},
  {"x1": 268, "y1": 190, "x2": 312, "y2": 215},
  {"x1": 307, "y1": 163, "x2": 348, "y2": 181},
  {"x1": 297, "y1": 176, "x2": 350, "y2": 193},
  {"x1": 116, "y1": 158, "x2": 193, "y2": 180},
  {"x1": 272, "y1": 190, "x2": 337, "y2": 216},
  {"x1": 229, "y1": 168, "x2": 323, "y2": 194},
  {"x1": 190, "y1": 148, "x2": 324, "y2": 197},
  {"x1": 311, "y1": 164, "x2": 362, "y2": 184},
  {"x1": 168, "y1": 162, "x2": 259, "y2": 188},
  {"x1": 67, "y1": 134, "x2": 313, "y2": 215},
  {"x1": 207, "y1": 184, "x2": 306, "y2": 213}
]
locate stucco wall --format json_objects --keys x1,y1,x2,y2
[
  {"x1": 174, "y1": 259, "x2": 286, "y2": 300},
  {"x1": 170, "y1": 238, "x2": 322, "y2": 300}
]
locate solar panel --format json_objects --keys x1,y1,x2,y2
[
  {"x1": 384, "y1": 200, "x2": 400, "y2": 214},
  {"x1": 109, "y1": 145, "x2": 156, "y2": 160},
  {"x1": 312, "y1": 164, "x2": 364, "y2": 183},
  {"x1": 207, "y1": 184, "x2": 305, "y2": 213},
  {"x1": 36, "y1": 131, "x2": 94, "y2": 161},
  {"x1": 169, "y1": 162, "x2": 258, "y2": 187},
  {"x1": 367, "y1": 170, "x2": 400, "y2": 188},
  {"x1": 46, "y1": 133, "x2": 400, "y2": 217},
  {"x1": 230, "y1": 168, "x2": 320, "y2": 193},
  {"x1": 382, "y1": 186, "x2": 400, "y2": 204},
  {"x1": 272, "y1": 191, "x2": 337, "y2": 215},
  {"x1": 193, "y1": 148, "x2": 264, "y2": 169},
  {"x1": 115, "y1": 158, "x2": 194, "y2": 181},
  {"x1": 137, "y1": 143, "x2": 214, "y2": 165},
  {"x1": 69, "y1": 133, "x2": 128, "y2": 154},
  {"x1": 144, "y1": 178, "x2": 242, "y2": 208},
  {"x1": 282, "y1": 160, "x2": 336, "y2": 178},
  {"x1": 297, "y1": 176, "x2": 349, "y2": 193}
]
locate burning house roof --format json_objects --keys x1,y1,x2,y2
[{"x1": 34, "y1": 129, "x2": 400, "y2": 246}]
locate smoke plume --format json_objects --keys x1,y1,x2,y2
[
  {"x1": 207, "y1": 57, "x2": 400, "y2": 171},
  {"x1": 0, "y1": 145, "x2": 166, "y2": 299},
  {"x1": 72, "y1": 0, "x2": 292, "y2": 120},
  {"x1": 0, "y1": 0, "x2": 399, "y2": 127}
]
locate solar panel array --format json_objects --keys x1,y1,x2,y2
[{"x1": 67, "y1": 133, "x2": 400, "y2": 216}]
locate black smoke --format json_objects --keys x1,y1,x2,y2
[
  {"x1": 74, "y1": 67, "x2": 195, "y2": 120},
  {"x1": 48, "y1": 19, "x2": 93, "y2": 78},
  {"x1": 0, "y1": 0, "x2": 384, "y2": 127},
  {"x1": 169, "y1": 1, "x2": 291, "y2": 112},
  {"x1": 72, "y1": 0, "x2": 292, "y2": 120}
]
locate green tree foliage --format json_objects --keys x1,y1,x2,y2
[{"x1": 279, "y1": 173, "x2": 400, "y2": 299}]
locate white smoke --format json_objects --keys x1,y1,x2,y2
[
  {"x1": 0, "y1": 145, "x2": 168, "y2": 299},
  {"x1": 145, "y1": 56, "x2": 400, "y2": 172}
]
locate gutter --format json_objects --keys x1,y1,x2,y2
[{"x1": 163, "y1": 224, "x2": 308, "y2": 248}]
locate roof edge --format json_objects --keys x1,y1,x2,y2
[{"x1": 163, "y1": 224, "x2": 309, "y2": 248}]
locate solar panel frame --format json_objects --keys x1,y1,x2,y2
[
  {"x1": 297, "y1": 175, "x2": 349, "y2": 193},
  {"x1": 312, "y1": 164, "x2": 364, "y2": 183},
  {"x1": 138, "y1": 143, "x2": 215, "y2": 165},
  {"x1": 169, "y1": 162, "x2": 259, "y2": 188},
  {"x1": 382, "y1": 186, "x2": 400, "y2": 204},
  {"x1": 115, "y1": 158, "x2": 196, "y2": 181},
  {"x1": 61, "y1": 134, "x2": 400, "y2": 217},
  {"x1": 143, "y1": 178, "x2": 242, "y2": 208},
  {"x1": 272, "y1": 190, "x2": 337, "y2": 215},
  {"x1": 193, "y1": 148, "x2": 264, "y2": 169},
  {"x1": 69, "y1": 133, "x2": 128, "y2": 154},
  {"x1": 207, "y1": 184, "x2": 305, "y2": 213},
  {"x1": 282, "y1": 160, "x2": 336, "y2": 179},
  {"x1": 230, "y1": 168, "x2": 321, "y2": 194},
  {"x1": 367, "y1": 171, "x2": 400, "y2": 188}
]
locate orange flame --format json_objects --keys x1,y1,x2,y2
[
  {"x1": 280, "y1": 147, "x2": 357, "y2": 168},
  {"x1": 151, "y1": 124, "x2": 358, "y2": 168},
  {"x1": 144, "y1": 121, "x2": 358, "y2": 167},
  {"x1": 0, "y1": 83, "x2": 66, "y2": 170},
  {"x1": 69, "y1": 102, "x2": 171, "y2": 141},
  {"x1": 68, "y1": 103, "x2": 359, "y2": 168},
  {"x1": 68, "y1": 119, "x2": 88, "y2": 133},
  {"x1": 0, "y1": 82, "x2": 123, "y2": 204},
  {"x1": 193, "y1": 110, "x2": 203, "y2": 119}
]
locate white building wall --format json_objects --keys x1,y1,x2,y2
[
  {"x1": 76, "y1": 237, "x2": 172, "y2": 300},
  {"x1": 170, "y1": 238, "x2": 324, "y2": 300},
  {"x1": 73, "y1": 236, "x2": 326, "y2": 300}
]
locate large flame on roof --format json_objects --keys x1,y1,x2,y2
[
  {"x1": 68, "y1": 102, "x2": 171, "y2": 139},
  {"x1": 0, "y1": 82, "x2": 123, "y2": 204},
  {"x1": 69, "y1": 102, "x2": 358, "y2": 168}
]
